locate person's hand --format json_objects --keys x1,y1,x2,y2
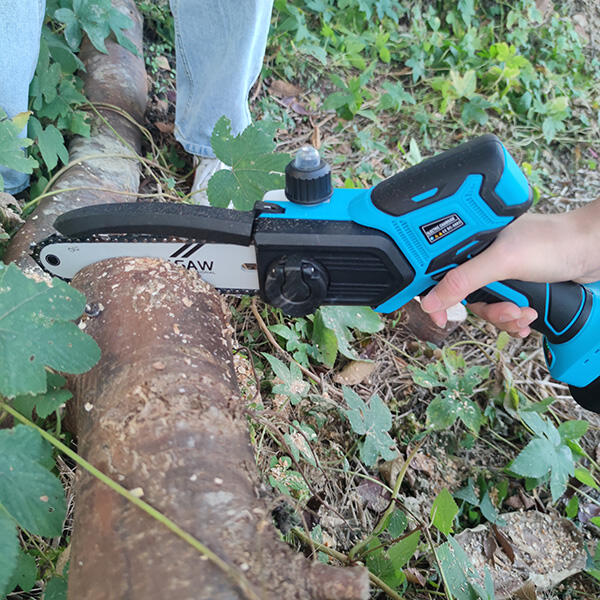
[{"x1": 420, "y1": 206, "x2": 600, "y2": 337}]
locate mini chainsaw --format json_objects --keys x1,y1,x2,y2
[{"x1": 32, "y1": 134, "x2": 600, "y2": 411}]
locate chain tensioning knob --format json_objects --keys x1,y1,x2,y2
[{"x1": 263, "y1": 255, "x2": 329, "y2": 316}]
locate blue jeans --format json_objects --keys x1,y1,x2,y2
[
  {"x1": 0, "y1": 0, "x2": 45, "y2": 193},
  {"x1": 169, "y1": 0, "x2": 273, "y2": 158},
  {"x1": 0, "y1": 0, "x2": 273, "y2": 193}
]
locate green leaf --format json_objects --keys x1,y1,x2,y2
[
  {"x1": 388, "y1": 530, "x2": 420, "y2": 567},
  {"x1": 438, "y1": 536, "x2": 491, "y2": 600},
  {"x1": 0, "y1": 264, "x2": 101, "y2": 398},
  {"x1": 574, "y1": 467, "x2": 599, "y2": 490},
  {"x1": 0, "y1": 509, "x2": 19, "y2": 598},
  {"x1": 479, "y1": 490, "x2": 505, "y2": 525},
  {"x1": 427, "y1": 394, "x2": 459, "y2": 431},
  {"x1": 13, "y1": 372, "x2": 72, "y2": 420},
  {"x1": 565, "y1": 495, "x2": 579, "y2": 519},
  {"x1": 386, "y1": 509, "x2": 408, "y2": 538},
  {"x1": 30, "y1": 120, "x2": 69, "y2": 171},
  {"x1": 343, "y1": 387, "x2": 398, "y2": 467},
  {"x1": 558, "y1": 420, "x2": 589, "y2": 442},
  {"x1": 450, "y1": 70, "x2": 477, "y2": 99},
  {"x1": 510, "y1": 437, "x2": 555, "y2": 478},
  {"x1": 454, "y1": 478, "x2": 479, "y2": 506},
  {"x1": 312, "y1": 309, "x2": 338, "y2": 367},
  {"x1": 44, "y1": 576, "x2": 68, "y2": 600},
  {"x1": 430, "y1": 488, "x2": 458, "y2": 535},
  {"x1": 263, "y1": 353, "x2": 309, "y2": 405},
  {"x1": 208, "y1": 117, "x2": 289, "y2": 210},
  {"x1": 312, "y1": 306, "x2": 383, "y2": 365},
  {"x1": 511, "y1": 411, "x2": 576, "y2": 501},
  {"x1": 0, "y1": 111, "x2": 37, "y2": 175},
  {"x1": 0, "y1": 426, "x2": 66, "y2": 536},
  {"x1": 7, "y1": 550, "x2": 38, "y2": 594}
]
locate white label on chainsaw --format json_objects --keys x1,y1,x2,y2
[{"x1": 39, "y1": 241, "x2": 260, "y2": 290}]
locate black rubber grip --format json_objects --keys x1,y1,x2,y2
[
  {"x1": 371, "y1": 134, "x2": 531, "y2": 219},
  {"x1": 466, "y1": 280, "x2": 591, "y2": 344},
  {"x1": 570, "y1": 377, "x2": 600, "y2": 413}
]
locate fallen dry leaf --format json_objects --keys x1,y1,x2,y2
[
  {"x1": 333, "y1": 360, "x2": 376, "y2": 385},
  {"x1": 269, "y1": 79, "x2": 302, "y2": 98},
  {"x1": 155, "y1": 121, "x2": 174, "y2": 134},
  {"x1": 155, "y1": 55, "x2": 171, "y2": 70},
  {"x1": 404, "y1": 567, "x2": 426, "y2": 586}
]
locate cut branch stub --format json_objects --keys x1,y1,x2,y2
[{"x1": 67, "y1": 257, "x2": 369, "y2": 600}]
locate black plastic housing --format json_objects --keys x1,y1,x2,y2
[{"x1": 254, "y1": 217, "x2": 415, "y2": 311}]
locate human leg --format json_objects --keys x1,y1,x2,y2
[
  {"x1": 0, "y1": 0, "x2": 46, "y2": 193},
  {"x1": 169, "y1": 0, "x2": 274, "y2": 158}
]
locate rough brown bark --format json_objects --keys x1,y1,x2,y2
[
  {"x1": 402, "y1": 298, "x2": 467, "y2": 346},
  {"x1": 67, "y1": 257, "x2": 369, "y2": 600},
  {"x1": 4, "y1": 0, "x2": 146, "y2": 272}
]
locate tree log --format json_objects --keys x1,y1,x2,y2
[
  {"x1": 68, "y1": 257, "x2": 369, "y2": 600},
  {"x1": 4, "y1": 0, "x2": 146, "y2": 273}
]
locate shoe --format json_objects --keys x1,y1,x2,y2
[{"x1": 190, "y1": 156, "x2": 231, "y2": 206}]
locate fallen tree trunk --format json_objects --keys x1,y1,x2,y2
[
  {"x1": 67, "y1": 257, "x2": 369, "y2": 600},
  {"x1": 4, "y1": 0, "x2": 146, "y2": 273},
  {"x1": 4, "y1": 3, "x2": 370, "y2": 596}
]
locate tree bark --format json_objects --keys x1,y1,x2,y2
[
  {"x1": 67, "y1": 257, "x2": 369, "y2": 600},
  {"x1": 4, "y1": 0, "x2": 146, "y2": 273}
]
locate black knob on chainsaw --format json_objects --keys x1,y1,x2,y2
[
  {"x1": 263, "y1": 255, "x2": 329, "y2": 317},
  {"x1": 285, "y1": 146, "x2": 332, "y2": 205}
]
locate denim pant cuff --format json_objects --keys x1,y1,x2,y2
[{"x1": 175, "y1": 126, "x2": 216, "y2": 158}]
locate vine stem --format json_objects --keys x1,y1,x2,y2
[
  {"x1": 290, "y1": 527, "x2": 407, "y2": 600},
  {"x1": 1, "y1": 402, "x2": 262, "y2": 600},
  {"x1": 348, "y1": 437, "x2": 427, "y2": 560}
]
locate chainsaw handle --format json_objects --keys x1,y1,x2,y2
[{"x1": 466, "y1": 280, "x2": 600, "y2": 413}]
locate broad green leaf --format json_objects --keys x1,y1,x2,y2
[
  {"x1": 263, "y1": 353, "x2": 309, "y2": 405},
  {"x1": 388, "y1": 530, "x2": 420, "y2": 567},
  {"x1": 457, "y1": 398, "x2": 483, "y2": 434},
  {"x1": 510, "y1": 437, "x2": 555, "y2": 478},
  {"x1": 479, "y1": 491, "x2": 505, "y2": 525},
  {"x1": 0, "y1": 111, "x2": 37, "y2": 175},
  {"x1": 30, "y1": 120, "x2": 69, "y2": 171},
  {"x1": 312, "y1": 306, "x2": 383, "y2": 366},
  {"x1": 364, "y1": 538, "x2": 406, "y2": 589},
  {"x1": 574, "y1": 467, "x2": 599, "y2": 490},
  {"x1": 450, "y1": 70, "x2": 477, "y2": 99},
  {"x1": 0, "y1": 264, "x2": 101, "y2": 398},
  {"x1": 565, "y1": 495, "x2": 579, "y2": 518},
  {"x1": 343, "y1": 387, "x2": 397, "y2": 467},
  {"x1": 430, "y1": 488, "x2": 458, "y2": 535},
  {"x1": 13, "y1": 372, "x2": 72, "y2": 420},
  {"x1": 454, "y1": 478, "x2": 480, "y2": 506},
  {"x1": 558, "y1": 420, "x2": 589, "y2": 442},
  {"x1": 426, "y1": 394, "x2": 459, "y2": 430},
  {"x1": 55, "y1": 0, "x2": 137, "y2": 56},
  {"x1": 0, "y1": 426, "x2": 66, "y2": 536},
  {"x1": 438, "y1": 536, "x2": 490, "y2": 600},
  {"x1": 7, "y1": 550, "x2": 38, "y2": 594},
  {"x1": 208, "y1": 117, "x2": 289, "y2": 210},
  {"x1": 44, "y1": 576, "x2": 68, "y2": 600},
  {"x1": 0, "y1": 509, "x2": 19, "y2": 598},
  {"x1": 386, "y1": 509, "x2": 408, "y2": 538}
]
